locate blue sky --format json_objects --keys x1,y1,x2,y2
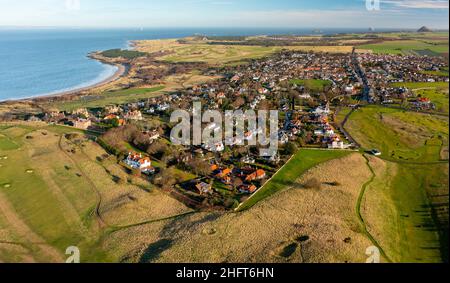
[{"x1": 0, "y1": 0, "x2": 448, "y2": 28}]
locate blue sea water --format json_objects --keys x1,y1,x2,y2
[{"x1": 0, "y1": 27, "x2": 405, "y2": 101}]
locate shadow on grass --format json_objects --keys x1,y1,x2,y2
[{"x1": 139, "y1": 239, "x2": 174, "y2": 263}]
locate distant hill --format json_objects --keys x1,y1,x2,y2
[{"x1": 418, "y1": 26, "x2": 433, "y2": 32}]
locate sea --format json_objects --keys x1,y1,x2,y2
[{"x1": 0, "y1": 27, "x2": 406, "y2": 101}]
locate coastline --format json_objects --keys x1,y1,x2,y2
[
  {"x1": 21, "y1": 61, "x2": 127, "y2": 102},
  {"x1": 0, "y1": 58, "x2": 129, "y2": 103}
]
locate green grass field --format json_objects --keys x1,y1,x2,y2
[
  {"x1": 362, "y1": 159, "x2": 446, "y2": 263},
  {"x1": 237, "y1": 149, "x2": 350, "y2": 211},
  {"x1": 346, "y1": 105, "x2": 448, "y2": 163},
  {"x1": 53, "y1": 86, "x2": 165, "y2": 111},
  {"x1": 359, "y1": 40, "x2": 449, "y2": 56},
  {"x1": 0, "y1": 124, "x2": 109, "y2": 262},
  {"x1": 101, "y1": 49, "x2": 147, "y2": 59},
  {"x1": 0, "y1": 134, "x2": 19, "y2": 150},
  {"x1": 0, "y1": 123, "x2": 193, "y2": 263},
  {"x1": 391, "y1": 81, "x2": 449, "y2": 90},
  {"x1": 420, "y1": 70, "x2": 449, "y2": 77},
  {"x1": 345, "y1": 103, "x2": 449, "y2": 262},
  {"x1": 290, "y1": 79, "x2": 332, "y2": 93},
  {"x1": 162, "y1": 44, "x2": 282, "y2": 65}
]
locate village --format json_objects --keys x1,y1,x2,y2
[
  {"x1": 356, "y1": 52, "x2": 449, "y2": 108},
  {"x1": 22, "y1": 49, "x2": 449, "y2": 210}
]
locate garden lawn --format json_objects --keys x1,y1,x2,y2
[{"x1": 237, "y1": 149, "x2": 350, "y2": 211}]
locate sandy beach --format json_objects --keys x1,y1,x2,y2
[{"x1": 1, "y1": 60, "x2": 128, "y2": 103}]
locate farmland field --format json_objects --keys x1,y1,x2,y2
[{"x1": 358, "y1": 39, "x2": 449, "y2": 56}]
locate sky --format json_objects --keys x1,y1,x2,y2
[{"x1": 0, "y1": 0, "x2": 448, "y2": 29}]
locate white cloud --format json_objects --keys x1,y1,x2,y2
[
  {"x1": 381, "y1": 0, "x2": 449, "y2": 9},
  {"x1": 218, "y1": 7, "x2": 448, "y2": 29}
]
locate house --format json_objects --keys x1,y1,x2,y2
[
  {"x1": 299, "y1": 94, "x2": 311, "y2": 99},
  {"x1": 124, "y1": 110, "x2": 143, "y2": 121},
  {"x1": 157, "y1": 103, "x2": 170, "y2": 112},
  {"x1": 203, "y1": 142, "x2": 224, "y2": 152},
  {"x1": 313, "y1": 104, "x2": 330, "y2": 115},
  {"x1": 241, "y1": 155, "x2": 256, "y2": 164},
  {"x1": 143, "y1": 130, "x2": 160, "y2": 143},
  {"x1": 239, "y1": 184, "x2": 258, "y2": 194},
  {"x1": 195, "y1": 182, "x2": 213, "y2": 195},
  {"x1": 245, "y1": 169, "x2": 266, "y2": 182},
  {"x1": 72, "y1": 108, "x2": 90, "y2": 118},
  {"x1": 73, "y1": 118, "x2": 92, "y2": 130},
  {"x1": 27, "y1": 116, "x2": 42, "y2": 122},
  {"x1": 314, "y1": 129, "x2": 325, "y2": 136},
  {"x1": 210, "y1": 164, "x2": 219, "y2": 172},
  {"x1": 230, "y1": 75, "x2": 240, "y2": 82},
  {"x1": 124, "y1": 152, "x2": 153, "y2": 172},
  {"x1": 328, "y1": 140, "x2": 345, "y2": 149},
  {"x1": 279, "y1": 132, "x2": 289, "y2": 144},
  {"x1": 103, "y1": 114, "x2": 126, "y2": 126},
  {"x1": 104, "y1": 114, "x2": 119, "y2": 120},
  {"x1": 105, "y1": 105, "x2": 121, "y2": 114},
  {"x1": 417, "y1": 97, "x2": 431, "y2": 104},
  {"x1": 216, "y1": 168, "x2": 232, "y2": 179},
  {"x1": 345, "y1": 85, "x2": 355, "y2": 94}
]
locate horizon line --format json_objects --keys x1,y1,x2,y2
[{"x1": 0, "y1": 25, "x2": 448, "y2": 30}]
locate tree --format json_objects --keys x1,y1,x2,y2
[
  {"x1": 153, "y1": 167, "x2": 180, "y2": 190},
  {"x1": 303, "y1": 178, "x2": 321, "y2": 190},
  {"x1": 232, "y1": 97, "x2": 245, "y2": 109},
  {"x1": 187, "y1": 158, "x2": 212, "y2": 176},
  {"x1": 111, "y1": 118, "x2": 120, "y2": 128},
  {"x1": 284, "y1": 142, "x2": 298, "y2": 155},
  {"x1": 232, "y1": 178, "x2": 243, "y2": 192},
  {"x1": 147, "y1": 140, "x2": 168, "y2": 156}
]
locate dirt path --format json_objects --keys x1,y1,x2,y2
[
  {"x1": 356, "y1": 155, "x2": 392, "y2": 263},
  {"x1": 0, "y1": 192, "x2": 64, "y2": 263}
]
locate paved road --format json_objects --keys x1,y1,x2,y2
[{"x1": 351, "y1": 48, "x2": 371, "y2": 102}]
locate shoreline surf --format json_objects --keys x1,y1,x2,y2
[{"x1": 1, "y1": 61, "x2": 128, "y2": 103}]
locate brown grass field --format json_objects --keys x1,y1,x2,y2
[{"x1": 104, "y1": 153, "x2": 378, "y2": 263}]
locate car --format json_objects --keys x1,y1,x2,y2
[{"x1": 370, "y1": 149, "x2": 382, "y2": 156}]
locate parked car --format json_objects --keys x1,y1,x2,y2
[{"x1": 370, "y1": 149, "x2": 382, "y2": 156}]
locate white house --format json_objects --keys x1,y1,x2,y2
[
  {"x1": 203, "y1": 142, "x2": 225, "y2": 152},
  {"x1": 125, "y1": 152, "x2": 152, "y2": 171},
  {"x1": 328, "y1": 140, "x2": 345, "y2": 149}
]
